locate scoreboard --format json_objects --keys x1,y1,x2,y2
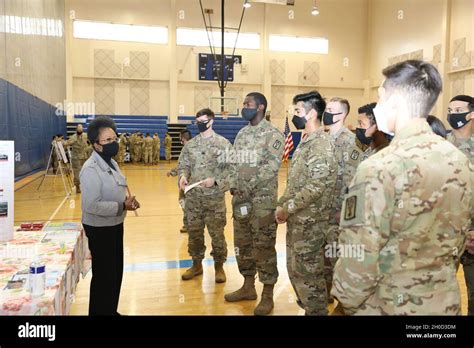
[{"x1": 198, "y1": 53, "x2": 242, "y2": 82}]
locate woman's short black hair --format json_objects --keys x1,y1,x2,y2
[
  {"x1": 87, "y1": 116, "x2": 117, "y2": 143},
  {"x1": 427, "y1": 115, "x2": 447, "y2": 139}
]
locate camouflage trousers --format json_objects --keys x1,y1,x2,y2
[
  {"x1": 143, "y1": 150, "x2": 152, "y2": 164},
  {"x1": 185, "y1": 189, "x2": 227, "y2": 263},
  {"x1": 323, "y1": 223, "x2": 342, "y2": 299},
  {"x1": 152, "y1": 149, "x2": 160, "y2": 164},
  {"x1": 165, "y1": 149, "x2": 171, "y2": 161},
  {"x1": 179, "y1": 189, "x2": 187, "y2": 229},
  {"x1": 133, "y1": 149, "x2": 141, "y2": 162},
  {"x1": 287, "y1": 218, "x2": 328, "y2": 315},
  {"x1": 71, "y1": 158, "x2": 86, "y2": 187},
  {"x1": 462, "y1": 251, "x2": 474, "y2": 316},
  {"x1": 232, "y1": 194, "x2": 278, "y2": 285}
]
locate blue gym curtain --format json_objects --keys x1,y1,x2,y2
[{"x1": 0, "y1": 78, "x2": 66, "y2": 179}]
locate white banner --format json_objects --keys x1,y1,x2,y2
[{"x1": 0, "y1": 141, "x2": 14, "y2": 242}]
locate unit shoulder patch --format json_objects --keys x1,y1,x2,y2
[
  {"x1": 340, "y1": 182, "x2": 367, "y2": 227},
  {"x1": 273, "y1": 140, "x2": 282, "y2": 150}
]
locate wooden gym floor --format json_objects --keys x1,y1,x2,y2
[{"x1": 14, "y1": 161, "x2": 469, "y2": 315}]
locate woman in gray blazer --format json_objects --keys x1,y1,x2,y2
[{"x1": 80, "y1": 116, "x2": 140, "y2": 316}]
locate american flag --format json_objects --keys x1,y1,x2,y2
[{"x1": 283, "y1": 115, "x2": 294, "y2": 163}]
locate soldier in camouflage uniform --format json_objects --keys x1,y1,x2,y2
[
  {"x1": 167, "y1": 129, "x2": 193, "y2": 233},
  {"x1": 143, "y1": 133, "x2": 154, "y2": 165},
  {"x1": 178, "y1": 109, "x2": 231, "y2": 283},
  {"x1": 224, "y1": 92, "x2": 284, "y2": 316},
  {"x1": 152, "y1": 133, "x2": 161, "y2": 165},
  {"x1": 116, "y1": 133, "x2": 128, "y2": 164},
  {"x1": 128, "y1": 133, "x2": 136, "y2": 162},
  {"x1": 332, "y1": 60, "x2": 474, "y2": 315},
  {"x1": 65, "y1": 124, "x2": 90, "y2": 193},
  {"x1": 276, "y1": 91, "x2": 337, "y2": 315},
  {"x1": 322, "y1": 97, "x2": 363, "y2": 301},
  {"x1": 134, "y1": 133, "x2": 143, "y2": 163},
  {"x1": 447, "y1": 94, "x2": 474, "y2": 315},
  {"x1": 355, "y1": 102, "x2": 391, "y2": 162},
  {"x1": 165, "y1": 132, "x2": 172, "y2": 161}
]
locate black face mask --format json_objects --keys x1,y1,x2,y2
[
  {"x1": 241, "y1": 108, "x2": 258, "y2": 121},
  {"x1": 323, "y1": 112, "x2": 342, "y2": 126},
  {"x1": 77, "y1": 131, "x2": 83, "y2": 135},
  {"x1": 197, "y1": 121, "x2": 210, "y2": 133},
  {"x1": 448, "y1": 112, "x2": 471, "y2": 129},
  {"x1": 292, "y1": 115, "x2": 307, "y2": 130},
  {"x1": 356, "y1": 128, "x2": 373, "y2": 145},
  {"x1": 99, "y1": 141, "x2": 119, "y2": 158}
]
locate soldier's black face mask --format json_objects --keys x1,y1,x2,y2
[
  {"x1": 291, "y1": 115, "x2": 307, "y2": 130},
  {"x1": 356, "y1": 128, "x2": 373, "y2": 145},
  {"x1": 323, "y1": 112, "x2": 342, "y2": 126},
  {"x1": 77, "y1": 131, "x2": 83, "y2": 135},
  {"x1": 98, "y1": 141, "x2": 119, "y2": 158},
  {"x1": 197, "y1": 120, "x2": 211, "y2": 133},
  {"x1": 447, "y1": 111, "x2": 471, "y2": 129},
  {"x1": 241, "y1": 108, "x2": 258, "y2": 121}
]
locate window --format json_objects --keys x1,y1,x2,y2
[
  {"x1": 73, "y1": 20, "x2": 168, "y2": 44},
  {"x1": 269, "y1": 34, "x2": 328, "y2": 54},
  {"x1": 0, "y1": 15, "x2": 63, "y2": 37},
  {"x1": 176, "y1": 28, "x2": 260, "y2": 50}
]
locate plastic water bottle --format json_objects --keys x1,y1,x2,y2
[{"x1": 29, "y1": 256, "x2": 45, "y2": 297}]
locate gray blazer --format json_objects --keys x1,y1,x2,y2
[{"x1": 80, "y1": 151, "x2": 127, "y2": 227}]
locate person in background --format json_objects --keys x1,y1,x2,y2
[
  {"x1": 167, "y1": 129, "x2": 192, "y2": 233},
  {"x1": 143, "y1": 133, "x2": 154, "y2": 166},
  {"x1": 165, "y1": 132, "x2": 172, "y2": 161},
  {"x1": 446, "y1": 94, "x2": 474, "y2": 315},
  {"x1": 80, "y1": 116, "x2": 140, "y2": 315},
  {"x1": 323, "y1": 97, "x2": 363, "y2": 303},
  {"x1": 152, "y1": 132, "x2": 161, "y2": 165},
  {"x1": 356, "y1": 102, "x2": 390, "y2": 160},
  {"x1": 65, "y1": 124, "x2": 90, "y2": 193}
]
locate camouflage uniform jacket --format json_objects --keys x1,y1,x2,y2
[
  {"x1": 332, "y1": 120, "x2": 474, "y2": 315},
  {"x1": 329, "y1": 126, "x2": 363, "y2": 224},
  {"x1": 278, "y1": 127, "x2": 337, "y2": 222},
  {"x1": 230, "y1": 119, "x2": 284, "y2": 200},
  {"x1": 178, "y1": 131, "x2": 232, "y2": 195},
  {"x1": 65, "y1": 133, "x2": 89, "y2": 160}
]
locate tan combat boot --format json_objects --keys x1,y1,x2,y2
[
  {"x1": 181, "y1": 260, "x2": 203, "y2": 280},
  {"x1": 224, "y1": 276, "x2": 257, "y2": 302},
  {"x1": 254, "y1": 284, "x2": 274, "y2": 316},
  {"x1": 214, "y1": 262, "x2": 226, "y2": 283}
]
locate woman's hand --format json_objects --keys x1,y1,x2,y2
[{"x1": 124, "y1": 196, "x2": 140, "y2": 211}]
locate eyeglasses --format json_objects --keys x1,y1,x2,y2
[{"x1": 97, "y1": 137, "x2": 120, "y2": 145}]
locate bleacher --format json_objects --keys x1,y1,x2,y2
[
  {"x1": 71, "y1": 115, "x2": 169, "y2": 158},
  {"x1": 69, "y1": 115, "x2": 250, "y2": 159},
  {"x1": 74, "y1": 115, "x2": 168, "y2": 135},
  {"x1": 178, "y1": 116, "x2": 248, "y2": 144}
]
